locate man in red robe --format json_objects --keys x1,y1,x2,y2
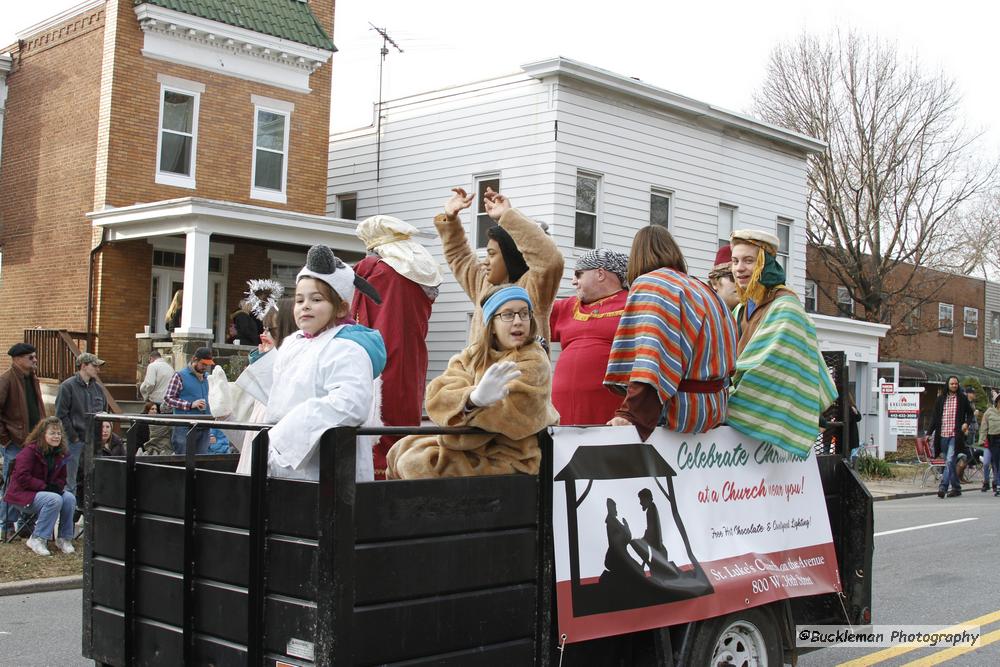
[
  {"x1": 353, "y1": 215, "x2": 442, "y2": 479},
  {"x1": 549, "y1": 249, "x2": 629, "y2": 425}
]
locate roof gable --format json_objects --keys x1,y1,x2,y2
[{"x1": 134, "y1": 0, "x2": 334, "y2": 50}]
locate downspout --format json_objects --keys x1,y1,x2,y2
[{"x1": 86, "y1": 228, "x2": 107, "y2": 353}]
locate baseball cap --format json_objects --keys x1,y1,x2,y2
[{"x1": 77, "y1": 352, "x2": 105, "y2": 367}]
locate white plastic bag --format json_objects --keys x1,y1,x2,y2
[{"x1": 208, "y1": 364, "x2": 233, "y2": 420}]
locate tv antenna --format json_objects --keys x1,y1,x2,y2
[{"x1": 369, "y1": 23, "x2": 403, "y2": 182}]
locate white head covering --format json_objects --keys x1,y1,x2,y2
[
  {"x1": 356, "y1": 215, "x2": 443, "y2": 287},
  {"x1": 297, "y1": 245, "x2": 381, "y2": 305}
]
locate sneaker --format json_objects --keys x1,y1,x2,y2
[
  {"x1": 54, "y1": 538, "x2": 75, "y2": 554},
  {"x1": 938, "y1": 489, "x2": 946, "y2": 498},
  {"x1": 947, "y1": 489, "x2": 962, "y2": 498},
  {"x1": 25, "y1": 536, "x2": 51, "y2": 556}
]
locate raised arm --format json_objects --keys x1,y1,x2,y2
[
  {"x1": 433, "y1": 188, "x2": 482, "y2": 303},
  {"x1": 494, "y1": 202, "x2": 564, "y2": 313}
]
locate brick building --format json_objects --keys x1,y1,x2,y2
[
  {"x1": 805, "y1": 243, "x2": 999, "y2": 420},
  {"x1": 0, "y1": 0, "x2": 361, "y2": 383}
]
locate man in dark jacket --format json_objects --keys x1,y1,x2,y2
[
  {"x1": 55, "y1": 353, "x2": 108, "y2": 495},
  {"x1": 930, "y1": 375, "x2": 975, "y2": 498},
  {"x1": 0, "y1": 343, "x2": 47, "y2": 539}
]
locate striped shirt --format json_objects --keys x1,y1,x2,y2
[
  {"x1": 604, "y1": 268, "x2": 737, "y2": 433},
  {"x1": 727, "y1": 295, "x2": 837, "y2": 459}
]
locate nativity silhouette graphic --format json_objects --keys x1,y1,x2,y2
[{"x1": 554, "y1": 443, "x2": 714, "y2": 616}]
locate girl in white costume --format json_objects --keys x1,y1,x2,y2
[{"x1": 265, "y1": 245, "x2": 386, "y2": 481}]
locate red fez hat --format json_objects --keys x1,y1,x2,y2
[{"x1": 712, "y1": 244, "x2": 732, "y2": 272}]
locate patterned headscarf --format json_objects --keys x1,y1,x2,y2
[{"x1": 576, "y1": 248, "x2": 629, "y2": 288}]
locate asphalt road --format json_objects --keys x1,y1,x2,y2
[
  {"x1": 800, "y1": 490, "x2": 1000, "y2": 667},
  {"x1": 1, "y1": 491, "x2": 998, "y2": 666}
]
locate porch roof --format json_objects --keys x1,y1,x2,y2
[
  {"x1": 87, "y1": 197, "x2": 364, "y2": 253},
  {"x1": 886, "y1": 358, "x2": 1000, "y2": 389}
]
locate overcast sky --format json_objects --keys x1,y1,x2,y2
[{"x1": 5, "y1": 0, "x2": 999, "y2": 152}]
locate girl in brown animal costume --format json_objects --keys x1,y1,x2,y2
[{"x1": 387, "y1": 286, "x2": 559, "y2": 479}]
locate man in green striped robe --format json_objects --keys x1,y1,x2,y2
[{"x1": 726, "y1": 230, "x2": 837, "y2": 459}]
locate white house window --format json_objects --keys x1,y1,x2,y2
[
  {"x1": 718, "y1": 204, "x2": 736, "y2": 249},
  {"x1": 776, "y1": 218, "x2": 792, "y2": 270},
  {"x1": 575, "y1": 172, "x2": 600, "y2": 249},
  {"x1": 155, "y1": 77, "x2": 203, "y2": 189},
  {"x1": 836, "y1": 286, "x2": 854, "y2": 316},
  {"x1": 650, "y1": 189, "x2": 671, "y2": 228},
  {"x1": 804, "y1": 280, "x2": 817, "y2": 312},
  {"x1": 474, "y1": 174, "x2": 500, "y2": 248},
  {"x1": 905, "y1": 300, "x2": 920, "y2": 331},
  {"x1": 964, "y1": 307, "x2": 979, "y2": 338},
  {"x1": 337, "y1": 193, "x2": 357, "y2": 220},
  {"x1": 991, "y1": 311, "x2": 1000, "y2": 343},
  {"x1": 938, "y1": 303, "x2": 954, "y2": 334},
  {"x1": 251, "y1": 96, "x2": 293, "y2": 203}
]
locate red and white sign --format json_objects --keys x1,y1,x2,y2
[
  {"x1": 880, "y1": 382, "x2": 896, "y2": 395},
  {"x1": 887, "y1": 393, "x2": 919, "y2": 436},
  {"x1": 551, "y1": 426, "x2": 840, "y2": 643}
]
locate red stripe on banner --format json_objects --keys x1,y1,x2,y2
[{"x1": 556, "y1": 542, "x2": 840, "y2": 644}]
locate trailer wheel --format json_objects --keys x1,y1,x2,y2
[{"x1": 687, "y1": 607, "x2": 782, "y2": 667}]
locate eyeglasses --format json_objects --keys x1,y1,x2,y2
[
  {"x1": 573, "y1": 269, "x2": 595, "y2": 279},
  {"x1": 494, "y1": 308, "x2": 532, "y2": 323}
]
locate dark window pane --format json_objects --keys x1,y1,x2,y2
[
  {"x1": 256, "y1": 110, "x2": 285, "y2": 151},
  {"x1": 477, "y1": 213, "x2": 498, "y2": 249},
  {"x1": 208, "y1": 257, "x2": 222, "y2": 273},
  {"x1": 162, "y1": 91, "x2": 194, "y2": 133},
  {"x1": 160, "y1": 132, "x2": 192, "y2": 175},
  {"x1": 650, "y1": 193, "x2": 670, "y2": 227},
  {"x1": 575, "y1": 211, "x2": 596, "y2": 249},
  {"x1": 254, "y1": 149, "x2": 283, "y2": 190},
  {"x1": 576, "y1": 176, "x2": 597, "y2": 213},
  {"x1": 476, "y1": 178, "x2": 500, "y2": 214},
  {"x1": 340, "y1": 197, "x2": 357, "y2": 220}
]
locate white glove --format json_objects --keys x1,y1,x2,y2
[{"x1": 469, "y1": 361, "x2": 522, "y2": 408}]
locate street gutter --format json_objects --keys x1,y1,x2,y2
[{"x1": 0, "y1": 574, "x2": 82, "y2": 597}]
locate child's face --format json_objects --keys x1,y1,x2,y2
[
  {"x1": 295, "y1": 278, "x2": 339, "y2": 335},
  {"x1": 491, "y1": 299, "x2": 531, "y2": 350}
]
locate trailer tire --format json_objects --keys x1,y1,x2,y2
[{"x1": 687, "y1": 607, "x2": 782, "y2": 667}]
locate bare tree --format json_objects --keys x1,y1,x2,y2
[{"x1": 753, "y1": 31, "x2": 996, "y2": 326}]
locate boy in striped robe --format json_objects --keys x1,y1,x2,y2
[{"x1": 727, "y1": 230, "x2": 837, "y2": 459}]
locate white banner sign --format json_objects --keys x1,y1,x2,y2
[
  {"x1": 552, "y1": 425, "x2": 840, "y2": 643},
  {"x1": 887, "y1": 393, "x2": 919, "y2": 436}
]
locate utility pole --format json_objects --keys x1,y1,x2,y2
[{"x1": 369, "y1": 23, "x2": 402, "y2": 182}]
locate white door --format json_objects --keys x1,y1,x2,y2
[{"x1": 207, "y1": 276, "x2": 227, "y2": 344}]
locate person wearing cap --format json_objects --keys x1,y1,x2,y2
[
  {"x1": 0, "y1": 343, "x2": 47, "y2": 539},
  {"x1": 265, "y1": 244, "x2": 387, "y2": 482},
  {"x1": 352, "y1": 215, "x2": 442, "y2": 479},
  {"x1": 55, "y1": 352, "x2": 108, "y2": 495},
  {"x1": 979, "y1": 392, "x2": 1000, "y2": 495},
  {"x1": 604, "y1": 226, "x2": 737, "y2": 440},
  {"x1": 162, "y1": 347, "x2": 215, "y2": 455},
  {"x1": 387, "y1": 285, "x2": 559, "y2": 479},
  {"x1": 549, "y1": 248, "x2": 629, "y2": 425},
  {"x1": 707, "y1": 244, "x2": 740, "y2": 311},
  {"x1": 726, "y1": 229, "x2": 837, "y2": 460},
  {"x1": 435, "y1": 186, "x2": 563, "y2": 344}
]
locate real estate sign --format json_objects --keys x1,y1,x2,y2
[
  {"x1": 551, "y1": 425, "x2": 840, "y2": 643},
  {"x1": 887, "y1": 393, "x2": 919, "y2": 436}
]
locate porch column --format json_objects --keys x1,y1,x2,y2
[{"x1": 175, "y1": 228, "x2": 213, "y2": 336}]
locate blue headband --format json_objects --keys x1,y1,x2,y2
[{"x1": 482, "y1": 286, "x2": 533, "y2": 322}]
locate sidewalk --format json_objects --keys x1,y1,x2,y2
[{"x1": 863, "y1": 476, "x2": 986, "y2": 501}]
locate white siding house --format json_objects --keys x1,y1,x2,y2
[{"x1": 328, "y1": 57, "x2": 824, "y2": 377}]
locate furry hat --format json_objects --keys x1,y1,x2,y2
[{"x1": 296, "y1": 245, "x2": 381, "y2": 305}]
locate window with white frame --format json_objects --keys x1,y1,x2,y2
[
  {"x1": 905, "y1": 300, "x2": 920, "y2": 331},
  {"x1": 836, "y1": 286, "x2": 854, "y2": 316},
  {"x1": 991, "y1": 311, "x2": 1000, "y2": 343},
  {"x1": 474, "y1": 174, "x2": 500, "y2": 248},
  {"x1": 650, "y1": 189, "x2": 671, "y2": 228},
  {"x1": 251, "y1": 96, "x2": 293, "y2": 203},
  {"x1": 575, "y1": 172, "x2": 599, "y2": 249},
  {"x1": 776, "y1": 218, "x2": 792, "y2": 270},
  {"x1": 804, "y1": 280, "x2": 817, "y2": 312},
  {"x1": 337, "y1": 193, "x2": 357, "y2": 220},
  {"x1": 964, "y1": 307, "x2": 979, "y2": 338},
  {"x1": 155, "y1": 77, "x2": 203, "y2": 188},
  {"x1": 938, "y1": 302, "x2": 954, "y2": 333},
  {"x1": 717, "y1": 204, "x2": 736, "y2": 249}
]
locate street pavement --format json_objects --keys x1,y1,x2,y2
[
  {"x1": 800, "y1": 489, "x2": 1000, "y2": 666},
  {"x1": 0, "y1": 589, "x2": 91, "y2": 666}
]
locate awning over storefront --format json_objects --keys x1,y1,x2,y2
[{"x1": 886, "y1": 359, "x2": 1000, "y2": 389}]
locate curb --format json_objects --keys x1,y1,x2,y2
[
  {"x1": 0, "y1": 574, "x2": 82, "y2": 597},
  {"x1": 871, "y1": 490, "x2": 940, "y2": 502}
]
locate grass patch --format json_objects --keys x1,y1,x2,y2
[
  {"x1": 856, "y1": 454, "x2": 895, "y2": 479},
  {"x1": 0, "y1": 538, "x2": 83, "y2": 583}
]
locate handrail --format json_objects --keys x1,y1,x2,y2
[
  {"x1": 24, "y1": 328, "x2": 89, "y2": 381},
  {"x1": 94, "y1": 413, "x2": 485, "y2": 436}
]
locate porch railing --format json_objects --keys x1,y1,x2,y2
[{"x1": 24, "y1": 328, "x2": 90, "y2": 381}]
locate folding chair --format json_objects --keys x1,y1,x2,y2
[{"x1": 914, "y1": 437, "x2": 945, "y2": 486}]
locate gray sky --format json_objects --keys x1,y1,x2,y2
[{"x1": 5, "y1": 0, "x2": 999, "y2": 151}]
